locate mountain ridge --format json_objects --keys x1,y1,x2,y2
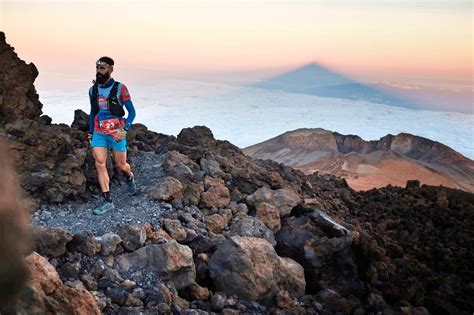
[{"x1": 243, "y1": 128, "x2": 474, "y2": 192}]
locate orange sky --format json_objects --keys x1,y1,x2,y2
[{"x1": 1, "y1": 1, "x2": 472, "y2": 86}]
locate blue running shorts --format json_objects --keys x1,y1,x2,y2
[{"x1": 91, "y1": 132, "x2": 127, "y2": 152}]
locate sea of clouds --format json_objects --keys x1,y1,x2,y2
[{"x1": 39, "y1": 79, "x2": 474, "y2": 159}]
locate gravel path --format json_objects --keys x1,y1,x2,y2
[{"x1": 31, "y1": 150, "x2": 168, "y2": 235}]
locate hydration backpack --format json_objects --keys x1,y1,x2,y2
[{"x1": 91, "y1": 81, "x2": 125, "y2": 117}]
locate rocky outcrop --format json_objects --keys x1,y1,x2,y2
[{"x1": 0, "y1": 32, "x2": 93, "y2": 206}]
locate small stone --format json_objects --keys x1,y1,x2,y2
[
  {"x1": 211, "y1": 292, "x2": 227, "y2": 312},
  {"x1": 131, "y1": 288, "x2": 146, "y2": 300},
  {"x1": 148, "y1": 176, "x2": 184, "y2": 201},
  {"x1": 206, "y1": 214, "x2": 227, "y2": 234},
  {"x1": 121, "y1": 279, "x2": 136, "y2": 291},
  {"x1": 200, "y1": 176, "x2": 230, "y2": 208},
  {"x1": 174, "y1": 295, "x2": 190, "y2": 310},
  {"x1": 190, "y1": 282, "x2": 210, "y2": 301},
  {"x1": 98, "y1": 232, "x2": 122, "y2": 255},
  {"x1": 90, "y1": 291, "x2": 108, "y2": 311},
  {"x1": 65, "y1": 280, "x2": 86, "y2": 290},
  {"x1": 91, "y1": 260, "x2": 106, "y2": 278},
  {"x1": 106, "y1": 287, "x2": 128, "y2": 306},
  {"x1": 277, "y1": 290, "x2": 296, "y2": 309},
  {"x1": 59, "y1": 262, "x2": 80, "y2": 280},
  {"x1": 197, "y1": 253, "x2": 209, "y2": 262},
  {"x1": 80, "y1": 274, "x2": 98, "y2": 291},
  {"x1": 125, "y1": 294, "x2": 143, "y2": 306},
  {"x1": 256, "y1": 202, "x2": 281, "y2": 233}
]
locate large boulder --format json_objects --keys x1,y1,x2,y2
[
  {"x1": 177, "y1": 126, "x2": 216, "y2": 148},
  {"x1": 70, "y1": 109, "x2": 90, "y2": 132},
  {"x1": 117, "y1": 241, "x2": 196, "y2": 290},
  {"x1": 163, "y1": 150, "x2": 200, "y2": 182},
  {"x1": 67, "y1": 231, "x2": 101, "y2": 256},
  {"x1": 148, "y1": 176, "x2": 184, "y2": 202},
  {"x1": 247, "y1": 187, "x2": 302, "y2": 217},
  {"x1": 32, "y1": 227, "x2": 72, "y2": 257},
  {"x1": 208, "y1": 236, "x2": 305, "y2": 303}
]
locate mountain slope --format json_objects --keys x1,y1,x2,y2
[{"x1": 243, "y1": 128, "x2": 474, "y2": 192}]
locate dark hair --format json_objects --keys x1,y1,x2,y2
[{"x1": 98, "y1": 56, "x2": 114, "y2": 66}]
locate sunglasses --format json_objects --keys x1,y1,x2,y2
[{"x1": 96, "y1": 60, "x2": 111, "y2": 70}]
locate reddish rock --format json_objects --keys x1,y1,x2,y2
[
  {"x1": 277, "y1": 290, "x2": 297, "y2": 309},
  {"x1": 163, "y1": 218, "x2": 187, "y2": 241},
  {"x1": 190, "y1": 282, "x2": 210, "y2": 301},
  {"x1": 256, "y1": 202, "x2": 281, "y2": 232},
  {"x1": 247, "y1": 187, "x2": 301, "y2": 217},
  {"x1": 206, "y1": 213, "x2": 227, "y2": 233},
  {"x1": 201, "y1": 176, "x2": 231, "y2": 208},
  {"x1": 148, "y1": 176, "x2": 184, "y2": 201},
  {"x1": 24, "y1": 252, "x2": 62, "y2": 295}
]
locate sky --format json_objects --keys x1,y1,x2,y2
[{"x1": 1, "y1": 0, "x2": 473, "y2": 112}]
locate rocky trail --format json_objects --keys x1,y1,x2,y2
[{"x1": 32, "y1": 151, "x2": 167, "y2": 235}]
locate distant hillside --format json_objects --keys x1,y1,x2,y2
[
  {"x1": 243, "y1": 128, "x2": 474, "y2": 192},
  {"x1": 252, "y1": 63, "x2": 419, "y2": 109}
]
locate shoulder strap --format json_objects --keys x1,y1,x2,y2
[
  {"x1": 108, "y1": 81, "x2": 120, "y2": 100},
  {"x1": 92, "y1": 82, "x2": 98, "y2": 97},
  {"x1": 91, "y1": 82, "x2": 99, "y2": 112}
]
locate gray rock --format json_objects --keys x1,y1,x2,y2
[
  {"x1": 67, "y1": 231, "x2": 100, "y2": 256},
  {"x1": 210, "y1": 292, "x2": 227, "y2": 312},
  {"x1": 118, "y1": 241, "x2": 196, "y2": 290},
  {"x1": 200, "y1": 158, "x2": 225, "y2": 178},
  {"x1": 33, "y1": 227, "x2": 72, "y2": 257},
  {"x1": 118, "y1": 224, "x2": 146, "y2": 251},
  {"x1": 98, "y1": 232, "x2": 122, "y2": 255},
  {"x1": 229, "y1": 217, "x2": 276, "y2": 246},
  {"x1": 148, "y1": 176, "x2": 184, "y2": 202}
]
